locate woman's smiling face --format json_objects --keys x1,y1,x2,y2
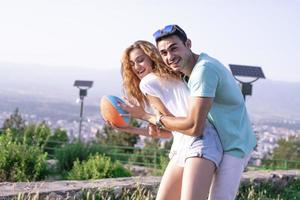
[{"x1": 129, "y1": 48, "x2": 154, "y2": 79}]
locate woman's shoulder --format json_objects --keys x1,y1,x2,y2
[
  {"x1": 141, "y1": 72, "x2": 185, "y2": 89},
  {"x1": 140, "y1": 73, "x2": 160, "y2": 85},
  {"x1": 139, "y1": 73, "x2": 162, "y2": 97},
  {"x1": 142, "y1": 72, "x2": 159, "y2": 81}
]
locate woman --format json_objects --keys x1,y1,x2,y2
[{"x1": 113, "y1": 40, "x2": 222, "y2": 200}]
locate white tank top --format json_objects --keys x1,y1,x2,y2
[{"x1": 139, "y1": 73, "x2": 193, "y2": 156}]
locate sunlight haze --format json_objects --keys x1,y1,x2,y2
[{"x1": 0, "y1": 0, "x2": 299, "y2": 82}]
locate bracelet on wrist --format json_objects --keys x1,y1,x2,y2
[{"x1": 155, "y1": 114, "x2": 165, "y2": 129}]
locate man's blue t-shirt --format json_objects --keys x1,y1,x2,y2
[{"x1": 186, "y1": 53, "x2": 256, "y2": 158}]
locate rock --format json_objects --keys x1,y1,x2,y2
[{"x1": 0, "y1": 170, "x2": 299, "y2": 199}]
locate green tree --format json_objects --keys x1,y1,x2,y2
[
  {"x1": 262, "y1": 136, "x2": 300, "y2": 169},
  {"x1": 2, "y1": 108, "x2": 26, "y2": 130},
  {"x1": 98, "y1": 119, "x2": 140, "y2": 147},
  {"x1": 272, "y1": 136, "x2": 300, "y2": 160},
  {"x1": 2, "y1": 108, "x2": 25, "y2": 137}
]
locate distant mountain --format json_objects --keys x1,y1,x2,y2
[
  {"x1": 0, "y1": 62, "x2": 299, "y2": 121},
  {"x1": 0, "y1": 62, "x2": 123, "y2": 105},
  {"x1": 246, "y1": 80, "x2": 300, "y2": 120}
]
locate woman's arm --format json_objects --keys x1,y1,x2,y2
[
  {"x1": 109, "y1": 123, "x2": 172, "y2": 139},
  {"x1": 116, "y1": 94, "x2": 175, "y2": 138},
  {"x1": 146, "y1": 94, "x2": 174, "y2": 117},
  {"x1": 120, "y1": 96, "x2": 213, "y2": 137}
]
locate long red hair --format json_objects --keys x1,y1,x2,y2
[{"x1": 121, "y1": 40, "x2": 181, "y2": 107}]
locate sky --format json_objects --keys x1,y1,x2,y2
[{"x1": 0, "y1": 0, "x2": 299, "y2": 83}]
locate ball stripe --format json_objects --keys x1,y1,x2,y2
[{"x1": 100, "y1": 95, "x2": 130, "y2": 127}]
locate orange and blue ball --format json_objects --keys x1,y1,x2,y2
[{"x1": 100, "y1": 95, "x2": 130, "y2": 127}]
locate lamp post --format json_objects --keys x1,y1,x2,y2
[
  {"x1": 229, "y1": 64, "x2": 266, "y2": 100},
  {"x1": 73, "y1": 80, "x2": 93, "y2": 140}
]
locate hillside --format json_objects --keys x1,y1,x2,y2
[{"x1": 1, "y1": 62, "x2": 299, "y2": 121}]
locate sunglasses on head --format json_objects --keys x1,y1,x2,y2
[{"x1": 153, "y1": 25, "x2": 186, "y2": 40}]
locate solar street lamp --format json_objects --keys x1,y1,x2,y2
[
  {"x1": 229, "y1": 64, "x2": 265, "y2": 100},
  {"x1": 73, "y1": 80, "x2": 93, "y2": 140}
]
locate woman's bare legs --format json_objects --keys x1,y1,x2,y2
[
  {"x1": 181, "y1": 157, "x2": 216, "y2": 200},
  {"x1": 156, "y1": 159, "x2": 184, "y2": 200}
]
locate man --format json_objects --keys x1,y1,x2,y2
[
  {"x1": 152, "y1": 24, "x2": 256, "y2": 200},
  {"x1": 121, "y1": 25, "x2": 256, "y2": 200}
]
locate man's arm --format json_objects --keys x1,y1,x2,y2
[{"x1": 145, "y1": 96, "x2": 213, "y2": 136}]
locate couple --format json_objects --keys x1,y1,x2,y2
[{"x1": 112, "y1": 25, "x2": 256, "y2": 200}]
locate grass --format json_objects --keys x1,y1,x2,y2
[{"x1": 12, "y1": 178, "x2": 300, "y2": 200}]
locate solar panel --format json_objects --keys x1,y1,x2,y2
[
  {"x1": 74, "y1": 80, "x2": 94, "y2": 88},
  {"x1": 229, "y1": 64, "x2": 265, "y2": 78}
]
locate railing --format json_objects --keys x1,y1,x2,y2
[
  {"x1": 43, "y1": 140, "x2": 300, "y2": 170},
  {"x1": 259, "y1": 159, "x2": 300, "y2": 170},
  {"x1": 44, "y1": 140, "x2": 169, "y2": 169}
]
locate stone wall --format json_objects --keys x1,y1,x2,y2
[{"x1": 0, "y1": 170, "x2": 299, "y2": 200}]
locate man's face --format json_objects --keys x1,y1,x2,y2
[{"x1": 157, "y1": 35, "x2": 191, "y2": 72}]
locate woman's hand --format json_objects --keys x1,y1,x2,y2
[
  {"x1": 148, "y1": 123, "x2": 158, "y2": 137},
  {"x1": 118, "y1": 97, "x2": 148, "y2": 120}
]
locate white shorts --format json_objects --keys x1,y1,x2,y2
[{"x1": 169, "y1": 122, "x2": 223, "y2": 168}]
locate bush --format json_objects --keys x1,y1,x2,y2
[
  {"x1": 2, "y1": 109, "x2": 68, "y2": 157},
  {"x1": 0, "y1": 132, "x2": 48, "y2": 181},
  {"x1": 67, "y1": 153, "x2": 131, "y2": 180},
  {"x1": 23, "y1": 122, "x2": 51, "y2": 147},
  {"x1": 151, "y1": 155, "x2": 169, "y2": 176},
  {"x1": 55, "y1": 141, "x2": 133, "y2": 173},
  {"x1": 44, "y1": 128, "x2": 68, "y2": 157},
  {"x1": 55, "y1": 142, "x2": 91, "y2": 172},
  {"x1": 55, "y1": 142, "x2": 114, "y2": 172}
]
